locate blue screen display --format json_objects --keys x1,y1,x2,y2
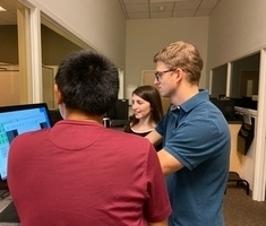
[{"x1": 0, "y1": 104, "x2": 51, "y2": 180}]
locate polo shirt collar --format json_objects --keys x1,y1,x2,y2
[{"x1": 171, "y1": 89, "x2": 209, "y2": 113}]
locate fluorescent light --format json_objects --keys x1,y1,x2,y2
[{"x1": 0, "y1": 6, "x2": 7, "y2": 12}]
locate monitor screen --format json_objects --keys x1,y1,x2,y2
[
  {"x1": 210, "y1": 98, "x2": 236, "y2": 121},
  {"x1": 0, "y1": 103, "x2": 52, "y2": 181},
  {"x1": 105, "y1": 99, "x2": 129, "y2": 120},
  {"x1": 105, "y1": 99, "x2": 129, "y2": 127}
]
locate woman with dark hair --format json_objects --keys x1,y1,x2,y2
[{"x1": 125, "y1": 85, "x2": 163, "y2": 151}]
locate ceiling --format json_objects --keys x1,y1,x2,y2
[
  {"x1": 0, "y1": 0, "x2": 17, "y2": 25},
  {"x1": 119, "y1": 0, "x2": 220, "y2": 20},
  {"x1": 0, "y1": 0, "x2": 221, "y2": 26}
]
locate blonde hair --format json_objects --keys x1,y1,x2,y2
[{"x1": 153, "y1": 41, "x2": 203, "y2": 85}]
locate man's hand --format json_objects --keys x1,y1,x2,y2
[{"x1": 146, "y1": 130, "x2": 162, "y2": 145}]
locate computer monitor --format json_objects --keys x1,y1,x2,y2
[
  {"x1": 106, "y1": 99, "x2": 129, "y2": 120},
  {"x1": 0, "y1": 103, "x2": 52, "y2": 181},
  {"x1": 105, "y1": 99, "x2": 129, "y2": 127},
  {"x1": 48, "y1": 109, "x2": 63, "y2": 126},
  {"x1": 210, "y1": 98, "x2": 236, "y2": 121}
]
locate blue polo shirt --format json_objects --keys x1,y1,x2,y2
[{"x1": 156, "y1": 90, "x2": 230, "y2": 226}]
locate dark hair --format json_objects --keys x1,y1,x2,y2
[
  {"x1": 131, "y1": 85, "x2": 163, "y2": 126},
  {"x1": 153, "y1": 41, "x2": 203, "y2": 85},
  {"x1": 55, "y1": 50, "x2": 119, "y2": 115}
]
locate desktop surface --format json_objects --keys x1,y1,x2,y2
[
  {"x1": 0, "y1": 202, "x2": 19, "y2": 223},
  {"x1": 0, "y1": 191, "x2": 19, "y2": 225}
]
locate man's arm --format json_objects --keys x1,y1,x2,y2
[
  {"x1": 148, "y1": 220, "x2": 168, "y2": 226},
  {"x1": 146, "y1": 130, "x2": 183, "y2": 175},
  {"x1": 157, "y1": 149, "x2": 183, "y2": 175},
  {"x1": 146, "y1": 130, "x2": 162, "y2": 145}
]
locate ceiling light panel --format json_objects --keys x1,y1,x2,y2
[
  {"x1": 150, "y1": 0, "x2": 195, "y2": 3},
  {"x1": 124, "y1": 0, "x2": 147, "y2": 3},
  {"x1": 195, "y1": 8, "x2": 212, "y2": 16},
  {"x1": 150, "y1": 11, "x2": 172, "y2": 18},
  {"x1": 150, "y1": 2, "x2": 174, "y2": 12},
  {"x1": 200, "y1": 0, "x2": 219, "y2": 9},
  {"x1": 128, "y1": 12, "x2": 149, "y2": 19},
  {"x1": 173, "y1": 9, "x2": 194, "y2": 17},
  {"x1": 125, "y1": 3, "x2": 149, "y2": 13},
  {"x1": 174, "y1": 0, "x2": 200, "y2": 10}
]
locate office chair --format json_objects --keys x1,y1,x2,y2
[{"x1": 227, "y1": 171, "x2": 250, "y2": 195}]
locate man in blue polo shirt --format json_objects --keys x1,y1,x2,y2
[{"x1": 146, "y1": 41, "x2": 230, "y2": 226}]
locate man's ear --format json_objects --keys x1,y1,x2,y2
[
  {"x1": 54, "y1": 84, "x2": 63, "y2": 104},
  {"x1": 174, "y1": 68, "x2": 183, "y2": 82}
]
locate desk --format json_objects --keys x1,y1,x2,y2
[
  {"x1": 0, "y1": 223, "x2": 19, "y2": 226},
  {"x1": 228, "y1": 122, "x2": 242, "y2": 172},
  {"x1": 0, "y1": 194, "x2": 11, "y2": 213},
  {"x1": 0, "y1": 194, "x2": 19, "y2": 226}
]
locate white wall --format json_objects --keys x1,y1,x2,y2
[
  {"x1": 23, "y1": 0, "x2": 126, "y2": 69},
  {"x1": 208, "y1": 0, "x2": 266, "y2": 69},
  {"x1": 125, "y1": 17, "x2": 209, "y2": 97},
  {"x1": 208, "y1": 0, "x2": 266, "y2": 198}
]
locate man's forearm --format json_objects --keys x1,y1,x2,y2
[
  {"x1": 158, "y1": 149, "x2": 183, "y2": 175},
  {"x1": 148, "y1": 220, "x2": 168, "y2": 226}
]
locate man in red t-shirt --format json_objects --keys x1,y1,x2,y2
[{"x1": 8, "y1": 51, "x2": 171, "y2": 226}]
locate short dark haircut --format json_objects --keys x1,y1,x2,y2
[
  {"x1": 131, "y1": 85, "x2": 163, "y2": 126},
  {"x1": 55, "y1": 50, "x2": 119, "y2": 115}
]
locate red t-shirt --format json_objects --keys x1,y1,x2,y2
[{"x1": 8, "y1": 120, "x2": 171, "y2": 226}]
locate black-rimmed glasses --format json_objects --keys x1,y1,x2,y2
[{"x1": 154, "y1": 69, "x2": 174, "y2": 81}]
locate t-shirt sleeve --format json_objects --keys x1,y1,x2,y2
[
  {"x1": 7, "y1": 134, "x2": 27, "y2": 198},
  {"x1": 164, "y1": 117, "x2": 230, "y2": 170},
  {"x1": 144, "y1": 144, "x2": 172, "y2": 222}
]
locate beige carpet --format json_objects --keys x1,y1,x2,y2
[{"x1": 224, "y1": 186, "x2": 266, "y2": 226}]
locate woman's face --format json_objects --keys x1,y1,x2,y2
[{"x1": 131, "y1": 94, "x2": 151, "y2": 120}]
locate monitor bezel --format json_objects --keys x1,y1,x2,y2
[{"x1": 0, "y1": 102, "x2": 52, "y2": 123}]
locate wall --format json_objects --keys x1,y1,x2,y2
[
  {"x1": 41, "y1": 25, "x2": 82, "y2": 65},
  {"x1": 0, "y1": 66, "x2": 19, "y2": 106},
  {"x1": 208, "y1": 0, "x2": 266, "y2": 194},
  {"x1": 0, "y1": 25, "x2": 83, "y2": 65},
  {"x1": 0, "y1": 25, "x2": 83, "y2": 106},
  {"x1": 0, "y1": 25, "x2": 18, "y2": 64},
  {"x1": 208, "y1": 0, "x2": 266, "y2": 69},
  {"x1": 211, "y1": 64, "x2": 227, "y2": 98},
  {"x1": 24, "y1": 0, "x2": 126, "y2": 69},
  {"x1": 125, "y1": 17, "x2": 209, "y2": 97}
]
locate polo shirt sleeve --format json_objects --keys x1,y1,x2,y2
[
  {"x1": 144, "y1": 145, "x2": 172, "y2": 222},
  {"x1": 164, "y1": 117, "x2": 229, "y2": 170}
]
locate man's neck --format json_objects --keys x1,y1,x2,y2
[
  {"x1": 171, "y1": 84, "x2": 199, "y2": 106},
  {"x1": 65, "y1": 109, "x2": 103, "y2": 124}
]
